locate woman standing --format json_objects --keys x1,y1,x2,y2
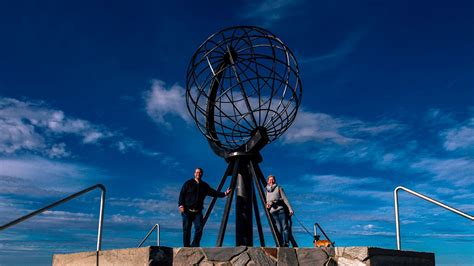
[{"x1": 265, "y1": 174, "x2": 294, "y2": 247}]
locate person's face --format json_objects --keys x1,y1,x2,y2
[
  {"x1": 268, "y1": 176, "x2": 275, "y2": 185},
  {"x1": 194, "y1": 169, "x2": 203, "y2": 180}
]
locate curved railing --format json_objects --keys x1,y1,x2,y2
[
  {"x1": 394, "y1": 186, "x2": 473, "y2": 250},
  {"x1": 0, "y1": 184, "x2": 106, "y2": 251},
  {"x1": 137, "y1": 223, "x2": 160, "y2": 247},
  {"x1": 313, "y1": 222, "x2": 335, "y2": 247}
]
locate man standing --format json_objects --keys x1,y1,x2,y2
[{"x1": 178, "y1": 167, "x2": 231, "y2": 247}]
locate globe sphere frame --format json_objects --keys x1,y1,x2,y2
[
  {"x1": 185, "y1": 26, "x2": 302, "y2": 247},
  {"x1": 186, "y1": 26, "x2": 302, "y2": 157}
]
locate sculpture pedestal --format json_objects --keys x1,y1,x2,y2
[{"x1": 53, "y1": 246, "x2": 435, "y2": 265}]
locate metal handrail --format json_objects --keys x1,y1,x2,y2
[
  {"x1": 313, "y1": 223, "x2": 335, "y2": 246},
  {"x1": 0, "y1": 184, "x2": 106, "y2": 252},
  {"x1": 137, "y1": 223, "x2": 160, "y2": 247},
  {"x1": 394, "y1": 186, "x2": 474, "y2": 250}
]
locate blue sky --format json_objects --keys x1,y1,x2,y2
[{"x1": 0, "y1": 0, "x2": 473, "y2": 265}]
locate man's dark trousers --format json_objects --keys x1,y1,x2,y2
[{"x1": 182, "y1": 210, "x2": 204, "y2": 247}]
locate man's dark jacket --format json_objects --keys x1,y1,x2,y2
[{"x1": 179, "y1": 178, "x2": 225, "y2": 210}]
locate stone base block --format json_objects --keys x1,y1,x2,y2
[{"x1": 53, "y1": 246, "x2": 434, "y2": 266}]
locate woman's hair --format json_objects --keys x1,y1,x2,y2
[{"x1": 267, "y1": 175, "x2": 276, "y2": 181}]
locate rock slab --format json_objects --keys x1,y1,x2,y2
[{"x1": 53, "y1": 246, "x2": 435, "y2": 265}]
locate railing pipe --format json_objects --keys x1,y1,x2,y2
[
  {"x1": 138, "y1": 223, "x2": 160, "y2": 247},
  {"x1": 0, "y1": 184, "x2": 106, "y2": 251},
  {"x1": 394, "y1": 186, "x2": 474, "y2": 250},
  {"x1": 313, "y1": 222, "x2": 334, "y2": 246}
]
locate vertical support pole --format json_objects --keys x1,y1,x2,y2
[
  {"x1": 216, "y1": 159, "x2": 239, "y2": 246},
  {"x1": 252, "y1": 181, "x2": 265, "y2": 247},
  {"x1": 203, "y1": 161, "x2": 233, "y2": 225},
  {"x1": 289, "y1": 221, "x2": 298, "y2": 247},
  {"x1": 253, "y1": 163, "x2": 268, "y2": 190},
  {"x1": 235, "y1": 159, "x2": 253, "y2": 246}
]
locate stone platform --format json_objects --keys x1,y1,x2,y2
[{"x1": 53, "y1": 246, "x2": 435, "y2": 265}]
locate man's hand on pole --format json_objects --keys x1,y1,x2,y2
[{"x1": 224, "y1": 188, "x2": 231, "y2": 196}]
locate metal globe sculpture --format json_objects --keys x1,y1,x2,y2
[
  {"x1": 185, "y1": 26, "x2": 302, "y2": 247},
  {"x1": 186, "y1": 26, "x2": 302, "y2": 157}
]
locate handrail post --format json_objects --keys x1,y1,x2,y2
[
  {"x1": 394, "y1": 185, "x2": 473, "y2": 251},
  {"x1": 394, "y1": 187, "x2": 401, "y2": 250},
  {"x1": 156, "y1": 224, "x2": 160, "y2": 246},
  {"x1": 313, "y1": 223, "x2": 334, "y2": 247},
  {"x1": 97, "y1": 185, "x2": 106, "y2": 251},
  {"x1": 138, "y1": 223, "x2": 160, "y2": 247},
  {"x1": 0, "y1": 184, "x2": 106, "y2": 252}
]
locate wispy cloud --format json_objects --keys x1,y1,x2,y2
[
  {"x1": 296, "y1": 174, "x2": 393, "y2": 206},
  {"x1": 144, "y1": 79, "x2": 191, "y2": 129},
  {"x1": 300, "y1": 26, "x2": 368, "y2": 67},
  {"x1": 108, "y1": 190, "x2": 184, "y2": 229},
  {"x1": 0, "y1": 157, "x2": 105, "y2": 191},
  {"x1": 283, "y1": 110, "x2": 403, "y2": 145},
  {"x1": 281, "y1": 108, "x2": 474, "y2": 240},
  {"x1": 0, "y1": 194, "x2": 99, "y2": 228},
  {"x1": 0, "y1": 97, "x2": 162, "y2": 158},
  {"x1": 109, "y1": 197, "x2": 176, "y2": 214},
  {"x1": 406, "y1": 109, "x2": 474, "y2": 188},
  {"x1": 302, "y1": 174, "x2": 382, "y2": 191},
  {"x1": 243, "y1": 0, "x2": 303, "y2": 26},
  {"x1": 284, "y1": 108, "x2": 474, "y2": 190},
  {"x1": 411, "y1": 157, "x2": 474, "y2": 187},
  {"x1": 0, "y1": 175, "x2": 64, "y2": 198},
  {"x1": 282, "y1": 109, "x2": 406, "y2": 167},
  {"x1": 0, "y1": 156, "x2": 108, "y2": 224},
  {"x1": 0, "y1": 98, "x2": 110, "y2": 157},
  {"x1": 441, "y1": 118, "x2": 474, "y2": 152}
]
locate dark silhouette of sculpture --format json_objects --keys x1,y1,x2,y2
[{"x1": 186, "y1": 26, "x2": 302, "y2": 246}]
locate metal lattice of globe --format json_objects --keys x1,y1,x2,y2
[{"x1": 186, "y1": 26, "x2": 302, "y2": 157}]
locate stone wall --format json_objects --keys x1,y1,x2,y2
[{"x1": 53, "y1": 246, "x2": 435, "y2": 266}]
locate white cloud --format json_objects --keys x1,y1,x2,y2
[
  {"x1": 298, "y1": 174, "x2": 397, "y2": 206},
  {"x1": 300, "y1": 26, "x2": 368, "y2": 71},
  {"x1": 442, "y1": 118, "x2": 474, "y2": 151},
  {"x1": 0, "y1": 195, "x2": 99, "y2": 230},
  {"x1": 144, "y1": 80, "x2": 191, "y2": 128},
  {"x1": 110, "y1": 214, "x2": 146, "y2": 225},
  {"x1": 283, "y1": 110, "x2": 402, "y2": 145},
  {"x1": 0, "y1": 98, "x2": 109, "y2": 157},
  {"x1": 0, "y1": 157, "x2": 105, "y2": 192},
  {"x1": 425, "y1": 108, "x2": 456, "y2": 125},
  {"x1": 281, "y1": 109, "x2": 407, "y2": 168},
  {"x1": 283, "y1": 111, "x2": 358, "y2": 145},
  {"x1": 303, "y1": 174, "x2": 381, "y2": 190},
  {"x1": 109, "y1": 197, "x2": 177, "y2": 214},
  {"x1": 244, "y1": 0, "x2": 302, "y2": 26},
  {"x1": 420, "y1": 233, "x2": 474, "y2": 239},
  {"x1": 0, "y1": 175, "x2": 64, "y2": 198},
  {"x1": 411, "y1": 157, "x2": 474, "y2": 187},
  {"x1": 363, "y1": 224, "x2": 375, "y2": 230},
  {"x1": 46, "y1": 143, "x2": 70, "y2": 158},
  {"x1": 0, "y1": 97, "x2": 163, "y2": 158},
  {"x1": 423, "y1": 108, "x2": 474, "y2": 152}
]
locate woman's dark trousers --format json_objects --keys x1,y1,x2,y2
[{"x1": 271, "y1": 209, "x2": 290, "y2": 246}]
